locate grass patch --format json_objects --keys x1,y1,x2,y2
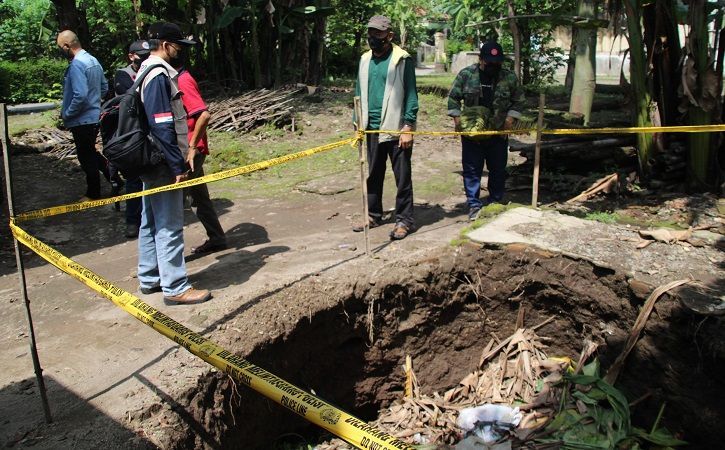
[
  {"x1": 417, "y1": 93, "x2": 450, "y2": 131},
  {"x1": 585, "y1": 211, "x2": 619, "y2": 224},
  {"x1": 417, "y1": 74, "x2": 455, "y2": 88},
  {"x1": 582, "y1": 210, "x2": 687, "y2": 229},
  {"x1": 613, "y1": 213, "x2": 686, "y2": 230},
  {"x1": 7, "y1": 109, "x2": 58, "y2": 136},
  {"x1": 206, "y1": 128, "x2": 357, "y2": 199}
]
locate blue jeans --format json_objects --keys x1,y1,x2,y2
[
  {"x1": 461, "y1": 136, "x2": 508, "y2": 208},
  {"x1": 137, "y1": 187, "x2": 191, "y2": 296}
]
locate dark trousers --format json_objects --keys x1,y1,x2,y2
[
  {"x1": 70, "y1": 124, "x2": 110, "y2": 199},
  {"x1": 125, "y1": 176, "x2": 143, "y2": 226},
  {"x1": 366, "y1": 134, "x2": 414, "y2": 226},
  {"x1": 461, "y1": 135, "x2": 508, "y2": 208},
  {"x1": 189, "y1": 153, "x2": 225, "y2": 244}
]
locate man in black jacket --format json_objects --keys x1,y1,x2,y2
[{"x1": 112, "y1": 40, "x2": 150, "y2": 238}]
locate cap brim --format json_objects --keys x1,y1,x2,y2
[
  {"x1": 482, "y1": 54, "x2": 504, "y2": 63},
  {"x1": 367, "y1": 24, "x2": 389, "y2": 31},
  {"x1": 176, "y1": 38, "x2": 196, "y2": 46},
  {"x1": 134, "y1": 49, "x2": 150, "y2": 56}
]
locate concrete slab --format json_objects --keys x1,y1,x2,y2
[
  {"x1": 466, "y1": 207, "x2": 724, "y2": 287},
  {"x1": 466, "y1": 207, "x2": 586, "y2": 252}
]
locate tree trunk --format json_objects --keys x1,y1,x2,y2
[
  {"x1": 51, "y1": 0, "x2": 91, "y2": 49},
  {"x1": 687, "y1": 0, "x2": 715, "y2": 190},
  {"x1": 275, "y1": 10, "x2": 282, "y2": 88},
  {"x1": 569, "y1": 0, "x2": 598, "y2": 125},
  {"x1": 520, "y1": 24, "x2": 532, "y2": 85},
  {"x1": 565, "y1": 30, "x2": 577, "y2": 90},
  {"x1": 353, "y1": 29, "x2": 363, "y2": 58},
  {"x1": 249, "y1": 5, "x2": 262, "y2": 88},
  {"x1": 506, "y1": 0, "x2": 522, "y2": 81},
  {"x1": 643, "y1": 0, "x2": 681, "y2": 126},
  {"x1": 206, "y1": 5, "x2": 219, "y2": 83},
  {"x1": 221, "y1": 27, "x2": 239, "y2": 83},
  {"x1": 307, "y1": 15, "x2": 326, "y2": 85},
  {"x1": 624, "y1": 0, "x2": 655, "y2": 176}
]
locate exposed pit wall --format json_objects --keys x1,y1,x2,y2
[{"x1": 142, "y1": 244, "x2": 724, "y2": 450}]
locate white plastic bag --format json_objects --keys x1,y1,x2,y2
[{"x1": 454, "y1": 404, "x2": 523, "y2": 450}]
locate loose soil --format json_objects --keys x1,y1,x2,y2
[{"x1": 1, "y1": 88, "x2": 723, "y2": 450}]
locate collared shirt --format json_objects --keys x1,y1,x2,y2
[
  {"x1": 177, "y1": 69, "x2": 209, "y2": 155},
  {"x1": 61, "y1": 49, "x2": 108, "y2": 128}
]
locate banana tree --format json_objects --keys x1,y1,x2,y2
[
  {"x1": 569, "y1": 0, "x2": 599, "y2": 125},
  {"x1": 272, "y1": 1, "x2": 333, "y2": 86},
  {"x1": 623, "y1": 0, "x2": 655, "y2": 176},
  {"x1": 385, "y1": 0, "x2": 421, "y2": 49},
  {"x1": 683, "y1": 0, "x2": 720, "y2": 189}
]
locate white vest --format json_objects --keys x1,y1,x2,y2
[{"x1": 358, "y1": 44, "x2": 412, "y2": 143}]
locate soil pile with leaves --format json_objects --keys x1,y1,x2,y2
[{"x1": 318, "y1": 323, "x2": 685, "y2": 450}]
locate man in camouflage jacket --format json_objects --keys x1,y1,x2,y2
[{"x1": 448, "y1": 41, "x2": 525, "y2": 220}]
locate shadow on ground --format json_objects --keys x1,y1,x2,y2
[{"x1": 0, "y1": 375, "x2": 155, "y2": 449}]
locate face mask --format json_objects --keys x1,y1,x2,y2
[
  {"x1": 367, "y1": 36, "x2": 387, "y2": 52},
  {"x1": 168, "y1": 45, "x2": 187, "y2": 69},
  {"x1": 131, "y1": 57, "x2": 143, "y2": 70},
  {"x1": 483, "y1": 64, "x2": 501, "y2": 78},
  {"x1": 59, "y1": 46, "x2": 73, "y2": 60}
]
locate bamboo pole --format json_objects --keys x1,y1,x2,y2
[
  {"x1": 0, "y1": 104, "x2": 52, "y2": 423},
  {"x1": 531, "y1": 93, "x2": 545, "y2": 207},
  {"x1": 353, "y1": 97, "x2": 371, "y2": 256}
]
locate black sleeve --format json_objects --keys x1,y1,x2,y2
[{"x1": 114, "y1": 70, "x2": 134, "y2": 96}]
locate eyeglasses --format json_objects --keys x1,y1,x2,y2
[{"x1": 165, "y1": 42, "x2": 182, "y2": 52}]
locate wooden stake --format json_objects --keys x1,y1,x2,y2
[
  {"x1": 354, "y1": 97, "x2": 371, "y2": 256},
  {"x1": 531, "y1": 93, "x2": 545, "y2": 207},
  {"x1": 1, "y1": 104, "x2": 52, "y2": 423}
]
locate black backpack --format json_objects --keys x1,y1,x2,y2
[{"x1": 99, "y1": 64, "x2": 166, "y2": 179}]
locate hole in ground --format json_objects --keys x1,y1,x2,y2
[{"x1": 167, "y1": 246, "x2": 725, "y2": 450}]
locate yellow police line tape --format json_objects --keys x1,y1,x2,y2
[
  {"x1": 8, "y1": 219, "x2": 414, "y2": 450},
  {"x1": 15, "y1": 137, "x2": 357, "y2": 223},
  {"x1": 364, "y1": 123, "x2": 725, "y2": 137},
  {"x1": 17, "y1": 123, "x2": 725, "y2": 223}
]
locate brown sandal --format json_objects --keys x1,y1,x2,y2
[
  {"x1": 389, "y1": 222, "x2": 411, "y2": 240},
  {"x1": 352, "y1": 217, "x2": 381, "y2": 232}
]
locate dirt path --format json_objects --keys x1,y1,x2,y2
[{"x1": 1, "y1": 94, "x2": 722, "y2": 448}]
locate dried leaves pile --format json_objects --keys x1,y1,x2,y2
[{"x1": 318, "y1": 321, "x2": 568, "y2": 449}]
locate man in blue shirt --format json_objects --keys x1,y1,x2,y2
[{"x1": 56, "y1": 30, "x2": 110, "y2": 201}]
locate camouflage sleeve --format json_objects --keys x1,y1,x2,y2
[{"x1": 447, "y1": 70, "x2": 467, "y2": 117}]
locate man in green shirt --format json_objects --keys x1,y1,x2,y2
[{"x1": 353, "y1": 15, "x2": 419, "y2": 240}]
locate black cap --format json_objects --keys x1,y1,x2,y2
[
  {"x1": 147, "y1": 22, "x2": 196, "y2": 46},
  {"x1": 128, "y1": 40, "x2": 150, "y2": 55},
  {"x1": 480, "y1": 41, "x2": 504, "y2": 63}
]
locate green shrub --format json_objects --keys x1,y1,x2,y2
[{"x1": 0, "y1": 58, "x2": 67, "y2": 103}]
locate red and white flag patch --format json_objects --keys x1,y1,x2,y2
[{"x1": 153, "y1": 112, "x2": 173, "y2": 124}]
